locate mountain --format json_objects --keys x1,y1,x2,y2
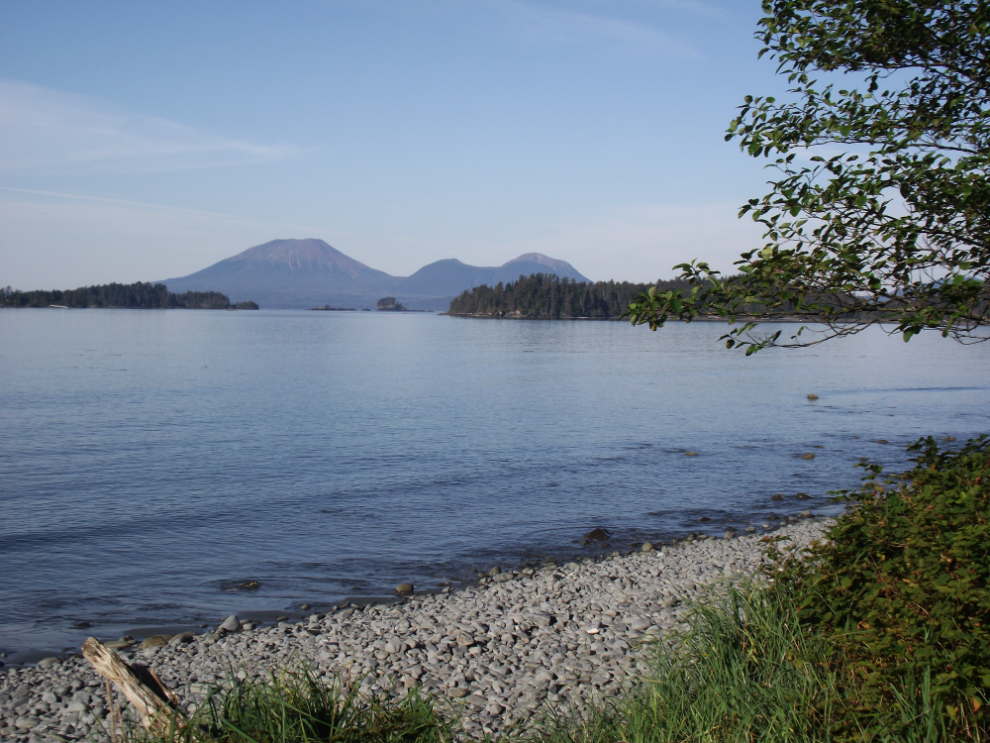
[
  {"x1": 160, "y1": 239, "x2": 399, "y2": 309},
  {"x1": 159, "y1": 239, "x2": 590, "y2": 309}
]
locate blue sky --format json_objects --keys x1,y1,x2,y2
[{"x1": 1, "y1": 0, "x2": 792, "y2": 288}]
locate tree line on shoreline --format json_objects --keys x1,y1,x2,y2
[
  {"x1": 0, "y1": 282, "x2": 259, "y2": 310},
  {"x1": 444, "y1": 273, "x2": 865, "y2": 321},
  {"x1": 446, "y1": 274, "x2": 693, "y2": 319}
]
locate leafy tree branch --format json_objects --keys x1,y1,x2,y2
[{"x1": 625, "y1": 0, "x2": 990, "y2": 353}]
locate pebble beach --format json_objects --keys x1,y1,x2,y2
[{"x1": 0, "y1": 517, "x2": 832, "y2": 742}]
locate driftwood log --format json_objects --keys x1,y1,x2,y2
[{"x1": 81, "y1": 637, "x2": 185, "y2": 734}]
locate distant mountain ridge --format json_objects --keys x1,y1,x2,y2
[{"x1": 160, "y1": 239, "x2": 590, "y2": 309}]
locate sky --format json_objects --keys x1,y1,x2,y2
[{"x1": 0, "y1": 0, "x2": 796, "y2": 288}]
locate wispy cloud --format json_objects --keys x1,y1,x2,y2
[
  {"x1": 591, "y1": 0, "x2": 723, "y2": 18},
  {"x1": 485, "y1": 0, "x2": 699, "y2": 57},
  {"x1": 0, "y1": 80, "x2": 301, "y2": 174},
  {"x1": 0, "y1": 186, "x2": 283, "y2": 225}
]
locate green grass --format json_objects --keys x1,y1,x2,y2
[
  {"x1": 103, "y1": 666, "x2": 450, "y2": 743},
  {"x1": 532, "y1": 586, "x2": 976, "y2": 743},
  {"x1": 535, "y1": 587, "x2": 836, "y2": 743}
]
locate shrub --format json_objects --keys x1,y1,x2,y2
[{"x1": 777, "y1": 436, "x2": 990, "y2": 739}]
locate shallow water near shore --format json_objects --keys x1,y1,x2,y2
[{"x1": 1, "y1": 309, "x2": 988, "y2": 658}]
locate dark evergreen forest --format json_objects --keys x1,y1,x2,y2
[
  {"x1": 0, "y1": 282, "x2": 257, "y2": 310},
  {"x1": 447, "y1": 274, "x2": 692, "y2": 319}
]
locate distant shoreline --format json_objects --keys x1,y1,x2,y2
[
  {"x1": 0, "y1": 305, "x2": 258, "y2": 311},
  {"x1": 441, "y1": 312, "x2": 815, "y2": 323}
]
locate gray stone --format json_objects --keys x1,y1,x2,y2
[
  {"x1": 641, "y1": 542, "x2": 654, "y2": 552},
  {"x1": 1, "y1": 518, "x2": 834, "y2": 742},
  {"x1": 220, "y1": 615, "x2": 240, "y2": 632},
  {"x1": 14, "y1": 715, "x2": 40, "y2": 729},
  {"x1": 139, "y1": 635, "x2": 173, "y2": 649}
]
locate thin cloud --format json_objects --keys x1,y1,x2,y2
[
  {"x1": 0, "y1": 186, "x2": 319, "y2": 232},
  {"x1": 486, "y1": 0, "x2": 699, "y2": 57},
  {"x1": 591, "y1": 0, "x2": 724, "y2": 18},
  {"x1": 0, "y1": 80, "x2": 302, "y2": 174}
]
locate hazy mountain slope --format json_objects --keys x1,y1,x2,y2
[
  {"x1": 491, "y1": 256, "x2": 589, "y2": 285},
  {"x1": 395, "y1": 259, "x2": 496, "y2": 296},
  {"x1": 395, "y1": 254, "x2": 590, "y2": 298},
  {"x1": 499, "y1": 253, "x2": 590, "y2": 282}
]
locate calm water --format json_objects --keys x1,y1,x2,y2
[{"x1": 1, "y1": 309, "x2": 989, "y2": 657}]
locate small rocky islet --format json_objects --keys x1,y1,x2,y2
[{"x1": 0, "y1": 518, "x2": 830, "y2": 742}]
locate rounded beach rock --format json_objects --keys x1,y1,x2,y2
[{"x1": 2, "y1": 519, "x2": 832, "y2": 743}]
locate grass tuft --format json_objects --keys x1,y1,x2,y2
[
  {"x1": 534, "y1": 587, "x2": 837, "y2": 743},
  {"x1": 103, "y1": 665, "x2": 449, "y2": 743}
]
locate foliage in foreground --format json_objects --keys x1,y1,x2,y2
[
  {"x1": 776, "y1": 435, "x2": 990, "y2": 739},
  {"x1": 625, "y1": 0, "x2": 990, "y2": 352},
  {"x1": 110, "y1": 666, "x2": 448, "y2": 743}
]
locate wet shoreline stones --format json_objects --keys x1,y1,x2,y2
[{"x1": 0, "y1": 519, "x2": 832, "y2": 742}]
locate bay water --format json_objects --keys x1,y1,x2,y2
[{"x1": 1, "y1": 309, "x2": 988, "y2": 658}]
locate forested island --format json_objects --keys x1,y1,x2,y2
[
  {"x1": 446, "y1": 274, "x2": 691, "y2": 319},
  {"x1": 0, "y1": 283, "x2": 259, "y2": 310},
  {"x1": 376, "y1": 296, "x2": 407, "y2": 311}
]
